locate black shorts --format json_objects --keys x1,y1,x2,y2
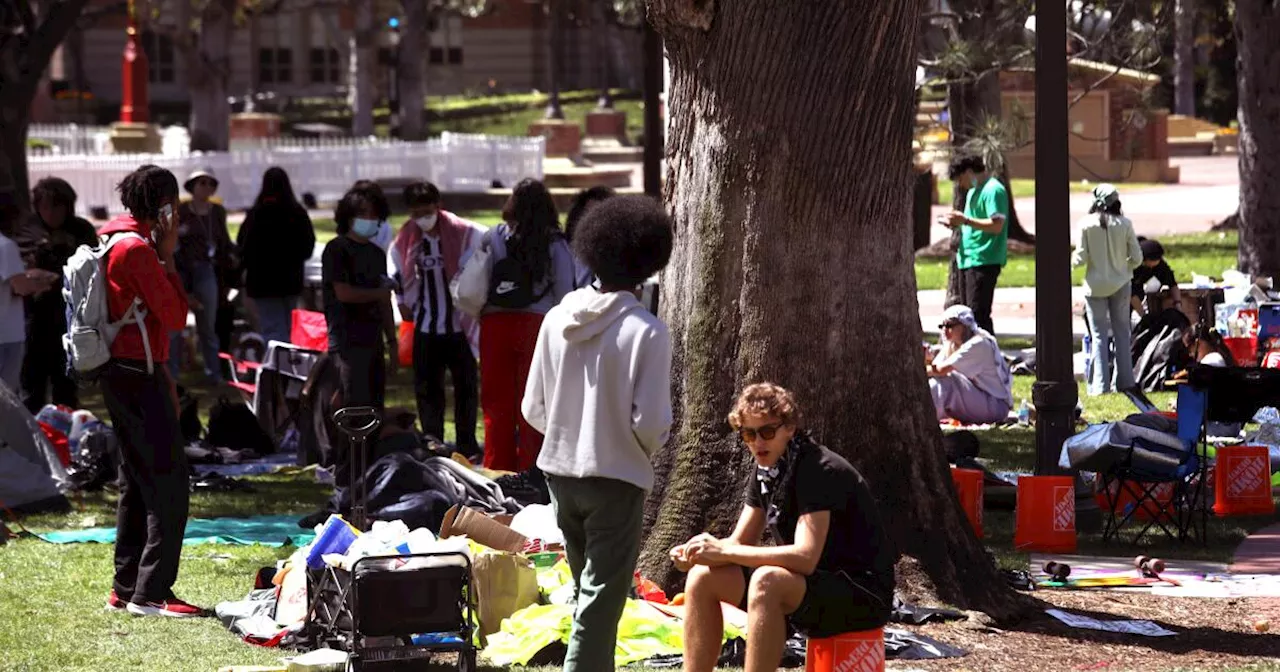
[{"x1": 739, "y1": 566, "x2": 892, "y2": 638}]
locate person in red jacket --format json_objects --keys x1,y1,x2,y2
[{"x1": 98, "y1": 165, "x2": 201, "y2": 618}]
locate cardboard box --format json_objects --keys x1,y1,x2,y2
[{"x1": 438, "y1": 504, "x2": 528, "y2": 553}]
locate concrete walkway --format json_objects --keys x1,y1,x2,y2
[
  {"x1": 1231, "y1": 522, "x2": 1280, "y2": 575},
  {"x1": 927, "y1": 155, "x2": 1240, "y2": 245},
  {"x1": 918, "y1": 287, "x2": 1089, "y2": 338}
]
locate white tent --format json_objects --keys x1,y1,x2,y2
[{"x1": 0, "y1": 383, "x2": 70, "y2": 514}]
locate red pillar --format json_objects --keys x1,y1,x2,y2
[{"x1": 119, "y1": 4, "x2": 150, "y2": 124}]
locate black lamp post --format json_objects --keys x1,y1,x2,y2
[
  {"x1": 388, "y1": 18, "x2": 402, "y2": 138},
  {"x1": 596, "y1": 6, "x2": 613, "y2": 109},
  {"x1": 545, "y1": 0, "x2": 564, "y2": 120},
  {"x1": 1033, "y1": 2, "x2": 1077, "y2": 475}
]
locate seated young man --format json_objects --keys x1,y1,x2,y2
[
  {"x1": 1131, "y1": 237, "x2": 1181, "y2": 315},
  {"x1": 672, "y1": 383, "x2": 895, "y2": 672}
]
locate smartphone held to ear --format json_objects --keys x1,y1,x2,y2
[{"x1": 152, "y1": 203, "x2": 175, "y2": 245}]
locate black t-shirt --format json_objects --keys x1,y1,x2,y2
[
  {"x1": 321, "y1": 236, "x2": 389, "y2": 352},
  {"x1": 15, "y1": 214, "x2": 98, "y2": 328},
  {"x1": 745, "y1": 437, "x2": 895, "y2": 590},
  {"x1": 1132, "y1": 260, "x2": 1177, "y2": 297}
]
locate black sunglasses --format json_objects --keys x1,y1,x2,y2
[
  {"x1": 739, "y1": 422, "x2": 784, "y2": 443},
  {"x1": 939, "y1": 322, "x2": 960, "y2": 330}
]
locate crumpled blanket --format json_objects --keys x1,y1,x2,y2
[
  {"x1": 1059, "y1": 414, "x2": 1188, "y2": 475},
  {"x1": 214, "y1": 588, "x2": 304, "y2": 647},
  {"x1": 332, "y1": 453, "x2": 521, "y2": 532}
]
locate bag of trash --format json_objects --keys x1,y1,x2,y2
[{"x1": 65, "y1": 424, "x2": 118, "y2": 492}]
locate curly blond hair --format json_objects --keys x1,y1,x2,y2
[{"x1": 727, "y1": 382, "x2": 801, "y2": 429}]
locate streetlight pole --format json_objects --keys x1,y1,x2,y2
[
  {"x1": 120, "y1": 0, "x2": 150, "y2": 124},
  {"x1": 1033, "y1": 0, "x2": 1077, "y2": 475}
]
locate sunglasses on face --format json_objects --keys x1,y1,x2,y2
[
  {"x1": 739, "y1": 422, "x2": 784, "y2": 443},
  {"x1": 939, "y1": 322, "x2": 960, "y2": 330}
]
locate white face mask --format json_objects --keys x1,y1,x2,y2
[{"x1": 417, "y1": 213, "x2": 438, "y2": 232}]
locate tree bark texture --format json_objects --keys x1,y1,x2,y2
[
  {"x1": 1174, "y1": 0, "x2": 1197, "y2": 117},
  {"x1": 0, "y1": 0, "x2": 90, "y2": 212},
  {"x1": 641, "y1": 0, "x2": 1025, "y2": 620},
  {"x1": 1235, "y1": 0, "x2": 1280, "y2": 278},
  {"x1": 348, "y1": 1, "x2": 376, "y2": 137},
  {"x1": 182, "y1": 0, "x2": 234, "y2": 152},
  {"x1": 397, "y1": 0, "x2": 428, "y2": 141}
]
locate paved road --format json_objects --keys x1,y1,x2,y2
[{"x1": 928, "y1": 155, "x2": 1240, "y2": 244}]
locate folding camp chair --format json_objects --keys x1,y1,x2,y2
[
  {"x1": 1100, "y1": 383, "x2": 1209, "y2": 544},
  {"x1": 217, "y1": 352, "x2": 261, "y2": 404},
  {"x1": 253, "y1": 341, "x2": 324, "y2": 438}
]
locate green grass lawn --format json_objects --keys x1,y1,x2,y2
[
  {"x1": 437, "y1": 99, "x2": 646, "y2": 143},
  {"x1": 6, "y1": 370, "x2": 1276, "y2": 670},
  {"x1": 916, "y1": 231, "x2": 1240, "y2": 290}
]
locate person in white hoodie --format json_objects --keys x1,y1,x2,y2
[{"x1": 522, "y1": 195, "x2": 674, "y2": 672}]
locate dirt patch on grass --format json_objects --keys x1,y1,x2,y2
[{"x1": 893, "y1": 591, "x2": 1278, "y2": 671}]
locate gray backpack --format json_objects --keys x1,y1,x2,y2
[{"x1": 62, "y1": 232, "x2": 153, "y2": 376}]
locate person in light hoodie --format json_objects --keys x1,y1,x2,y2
[{"x1": 521, "y1": 195, "x2": 674, "y2": 672}]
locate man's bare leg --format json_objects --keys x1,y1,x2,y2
[
  {"x1": 744, "y1": 567, "x2": 806, "y2": 672},
  {"x1": 682, "y1": 565, "x2": 746, "y2": 672}
]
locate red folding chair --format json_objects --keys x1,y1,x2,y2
[
  {"x1": 291, "y1": 309, "x2": 329, "y2": 352},
  {"x1": 218, "y1": 352, "x2": 262, "y2": 404}
]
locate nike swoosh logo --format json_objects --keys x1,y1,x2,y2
[{"x1": 496, "y1": 281, "x2": 517, "y2": 294}]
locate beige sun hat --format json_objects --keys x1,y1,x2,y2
[{"x1": 184, "y1": 168, "x2": 219, "y2": 194}]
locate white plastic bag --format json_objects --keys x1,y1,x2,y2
[
  {"x1": 451, "y1": 238, "x2": 492, "y2": 317},
  {"x1": 509, "y1": 504, "x2": 565, "y2": 546}
]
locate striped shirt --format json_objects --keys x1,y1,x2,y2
[{"x1": 415, "y1": 236, "x2": 459, "y2": 335}]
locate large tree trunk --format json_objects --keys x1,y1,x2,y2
[
  {"x1": 0, "y1": 0, "x2": 90, "y2": 212},
  {"x1": 1235, "y1": 1, "x2": 1280, "y2": 277},
  {"x1": 184, "y1": 0, "x2": 234, "y2": 152},
  {"x1": 348, "y1": 2, "x2": 376, "y2": 137},
  {"x1": 641, "y1": 0, "x2": 1026, "y2": 620},
  {"x1": 397, "y1": 1, "x2": 428, "y2": 141},
  {"x1": 0, "y1": 100, "x2": 33, "y2": 211},
  {"x1": 1174, "y1": 0, "x2": 1197, "y2": 117}
]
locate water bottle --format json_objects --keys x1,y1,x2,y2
[{"x1": 1017, "y1": 399, "x2": 1031, "y2": 425}]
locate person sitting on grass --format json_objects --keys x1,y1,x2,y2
[
  {"x1": 927, "y1": 304, "x2": 1014, "y2": 424},
  {"x1": 1131, "y1": 237, "x2": 1182, "y2": 316},
  {"x1": 671, "y1": 383, "x2": 895, "y2": 672}
]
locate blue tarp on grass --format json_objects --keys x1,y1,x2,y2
[{"x1": 39, "y1": 515, "x2": 314, "y2": 547}]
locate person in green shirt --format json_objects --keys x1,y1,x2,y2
[{"x1": 941, "y1": 154, "x2": 1010, "y2": 333}]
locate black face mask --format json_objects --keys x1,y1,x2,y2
[{"x1": 756, "y1": 434, "x2": 805, "y2": 538}]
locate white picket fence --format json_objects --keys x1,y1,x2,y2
[
  {"x1": 27, "y1": 123, "x2": 114, "y2": 155},
  {"x1": 26, "y1": 132, "x2": 545, "y2": 216}
]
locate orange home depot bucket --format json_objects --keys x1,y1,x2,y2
[
  {"x1": 805, "y1": 628, "x2": 885, "y2": 672},
  {"x1": 1014, "y1": 476, "x2": 1077, "y2": 553},
  {"x1": 950, "y1": 467, "x2": 984, "y2": 538},
  {"x1": 1223, "y1": 337, "x2": 1258, "y2": 366},
  {"x1": 1214, "y1": 446, "x2": 1275, "y2": 517}
]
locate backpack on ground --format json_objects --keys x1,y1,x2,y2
[
  {"x1": 62, "y1": 232, "x2": 152, "y2": 378},
  {"x1": 486, "y1": 242, "x2": 550, "y2": 310},
  {"x1": 207, "y1": 397, "x2": 276, "y2": 455}
]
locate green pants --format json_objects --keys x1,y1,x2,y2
[{"x1": 546, "y1": 475, "x2": 645, "y2": 672}]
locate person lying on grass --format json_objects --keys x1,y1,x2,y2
[{"x1": 670, "y1": 383, "x2": 896, "y2": 672}]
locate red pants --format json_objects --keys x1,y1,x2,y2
[{"x1": 480, "y1": 311, "x2": 545, "y2": 472}]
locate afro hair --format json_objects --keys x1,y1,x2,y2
[{"x1": 572, "y1": 195, "x2": 673, "y2": 288}]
